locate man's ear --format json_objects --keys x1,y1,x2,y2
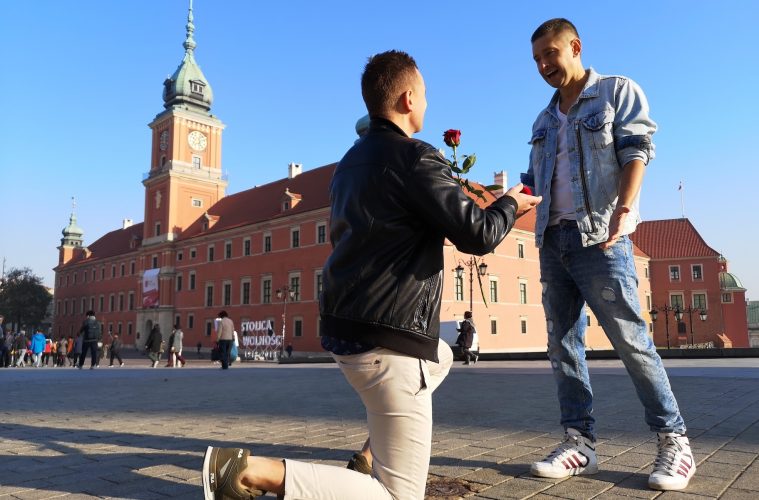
[
  {"x1": 397, "y1": 89, "x2": 413, "y2": 113},
  {"x1": 570, "y1": 37, "x2": 582, "y2": 57}
]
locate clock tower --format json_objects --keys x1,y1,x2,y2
[{"x1": 143, "y1": 1, "x2": 227, "y2": 246}]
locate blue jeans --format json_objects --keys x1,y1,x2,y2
[{"x1": 539, "y1": 222, "x2": 685, "y2": 441}]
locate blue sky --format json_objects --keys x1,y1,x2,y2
[{"x1": 1, "y1": 0, "x2": 757, "y2": 300}]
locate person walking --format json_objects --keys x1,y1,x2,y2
[
  {"x1": 109, "y1": 334, "x2": 124, "y2": 367},
  {"x1": 215, "y1": 311, "x2": 235, "y2": 370},
  {"x1": 70, "y1": 333, "x2": 82, "y2": 367},
  {"x1": 145, "y1": 324, "x2": 163, "y2": 368},
  {"x1": 200, "y1": 49, "x2": 539, "y2": 500},
  {"x1": 457, "y1": 312, "x2": 478, "y2": 365},
  {"x1": 171, "y1": 323, "x2": 185, "y2": 368},
  {"x1": 30, "y1": 331, "x2": 46, "y2": 367},
  {"x1": 523, "y1": 18, "x2": 695, "y2": 491},
  {"x1": 77, "y1": 311, "x2": 102, "y2": 369},
  {"x1": 14, "y1": 332, "x2": 28, "y2": 368}
]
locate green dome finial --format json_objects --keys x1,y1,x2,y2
[
  {"x1": 61, "y1": 197, "x2": 84, "y2": 247},
  {"x1": 162, "y1": 0, "x2": 214, "y2": 112},
  {"x1": 183, "y1": 0, "x2": 196, "y2": 54}
]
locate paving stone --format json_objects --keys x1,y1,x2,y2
[{"x1": 0, "y1": 360, "x2": 757, "y2": 499}]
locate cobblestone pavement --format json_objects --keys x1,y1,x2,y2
[{"x1": 1, "y1": 357, "x2": 758, "y2": 499}]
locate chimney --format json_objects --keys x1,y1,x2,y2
[
  {"x1": 493, "y1": 171, "x2": 507, "y2": 197},
  {"x1": 122, "y1": 218, "x2": 134, "y2": 229},
  {"x1": 288, "y1": 162, "x2": 303, "y2": 179}
]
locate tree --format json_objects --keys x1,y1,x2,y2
[{"x1": 0, "y1": 267, "x2": 52, "y2": 331}]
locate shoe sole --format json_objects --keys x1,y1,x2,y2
[
  {"x1": 202, "y1": 446, "x2": 214, "y2": 500},
  {"x1": 648, "y1": 466, "x2": 696, "y2": 491},
  {"x1": 531, "y1": 463, "x2": 598, "y2": 478}
]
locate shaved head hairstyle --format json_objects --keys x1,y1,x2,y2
[
  {"x1": 361, "y1": 50, "x2": 418, "y2": 117},
  {"x1": 531, "y1": 18, "x2": 579, "y2": 43}
]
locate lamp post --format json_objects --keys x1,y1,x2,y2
[
  {"x1": 454, "y1": 257, "x2": 488, "y2": 312},
  {"x1": 276, "y1": 286, "x2": 295, "y2": 358},
  {"x1": 681, "y1": 306, "x2": 708, "y2": 346},
  {"x1": 649, "y1": 305, "x2": 683, "y2": 349}
]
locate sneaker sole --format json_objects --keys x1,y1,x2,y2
[
  {"x1": 201, "y1": 446, "x2": 214, "y2": 500},
  {"x1": 648, "y1": 465, "x2": 696, "y2": 491},
  {"x1": 531, "y1": 463, "x2": 598, "y2": 478}
]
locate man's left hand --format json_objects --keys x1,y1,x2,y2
[{"x1": 599, "y1": 205, "x2": 630, "y2": 250}]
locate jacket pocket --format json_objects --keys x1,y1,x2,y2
[{"x1": 581, "y1": 109, "x2": 614, "y2": 150}]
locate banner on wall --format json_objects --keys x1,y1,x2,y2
[
  {"x1": 142, "y1": 268, "x2": 160, "y2": 308},
  {"x1": 240, "y1": 319, "x2": 281, "y2": 361}
]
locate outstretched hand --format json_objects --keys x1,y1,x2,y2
[{"x1": 504, "y1": 183, "x2": 542, "y2": 217}]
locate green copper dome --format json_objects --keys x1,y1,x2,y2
[
  {"x1": 162, "y1": 1, "x2": 213, "y2": 112},
  {"x1": 719, "y1": 271, "x2": 746, "y2": 291},
  {"x1": 61, "y1": 212, "x2": 84, "y2": 247}
]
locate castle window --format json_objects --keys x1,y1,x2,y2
[
  {"x1": 192, "y1": 198, "x2": 203, "y2": 208},
  {"x1": 192, "y1": 156, "x2": 201, "y2": 169}
]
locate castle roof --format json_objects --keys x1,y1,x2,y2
[{"x1": 631, "y1": 218, "x2": 720, "y2": 259}]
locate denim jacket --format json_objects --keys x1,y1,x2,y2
[{"x1": 521, "y1": 68, "x2": 656, "y2": 248}]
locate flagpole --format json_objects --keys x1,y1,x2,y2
[{"x1": 679, "y1": 180, "x2": 685, "y2": 218}]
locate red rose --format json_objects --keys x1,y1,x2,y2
[
  {"x1": 443, "y1": 129, "x2": 461, "y2": 147},
  {"x1": 521, "y1": 186, "x2": 533, "y2": 195}
]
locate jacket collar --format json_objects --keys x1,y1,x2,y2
[
  {"x1": 546, "y1": 67, "x2": 600, "y2": 116},
  {"x1": 369, "y1": 117, "x2": 410, "y2": 138}
]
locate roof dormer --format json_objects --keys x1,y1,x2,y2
[{"x1": 281, "y1": 188, "x2": 302, "y2": 212}]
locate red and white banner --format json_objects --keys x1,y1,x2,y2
[{"x1": 142, "y1": 268, "x2": 160, "y2": 308}]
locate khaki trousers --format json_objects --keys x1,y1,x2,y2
[{"x1": 283, "y1": 339, "x2": 453, "y2": 499}]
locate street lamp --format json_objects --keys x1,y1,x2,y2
[
  {"x1": 681, "y1": 306, "x2": 708, "y2": 346},
  {"x1": 276, "y1": 286, "x2": 295, "y2": 358},
  {"x1": 649, "y1": 304, "x2": 683, "y2": 349},
  {"x1": 454, "y1": 257, "x2": 488, "y2": 312}
]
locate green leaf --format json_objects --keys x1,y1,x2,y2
[
  {"x1": 451, "y1": 166, "x2": 463, "y2": 174},
  {"x1": 484, "y1": 184, "x2": 503, "y2": 191},
  {"x1": 462, "y1": 154, "x2": 477, "y2": 173}
]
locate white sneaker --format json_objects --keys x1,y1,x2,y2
[
  {"x1": 531, "y1": 428, "x2": 598, "y2": 478},
  {"x1": 648, "y1": 433, "x2": 696, "y2": 490}
]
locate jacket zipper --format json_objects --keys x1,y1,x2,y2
[{"x1": 574, "y1": 123, "x2": 596, "y2": 233}]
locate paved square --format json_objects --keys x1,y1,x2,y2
[{"x1": 1, "y1": 357, "x2": 757, "y2": 499}]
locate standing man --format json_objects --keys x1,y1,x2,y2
[
  {"x1": 201, "y1": 50, "x2": 540, "y2": 499},
  {"x1": 524, "y1": 19, "x2": 694, "y2": 491},
  {"x1": 77, "y1": 311, "x2": 102, "y2": 369},
  {"x1": 0, "y1": 315, "x2": 9, "y2": 368},
  {"x1": 215, "y1": 311, "x2": 234, "y2": 370}
]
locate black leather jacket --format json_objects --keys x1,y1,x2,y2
[{"x1": 320, "y1": 119, "x2": 518, "y2": 361}]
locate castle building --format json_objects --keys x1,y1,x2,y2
[
  {"x1": 53, "y1": 5, "x2": 657, "y2": 356},
  {"x1": 631, "y1": 218, "x2": 749, "y2": 348}
]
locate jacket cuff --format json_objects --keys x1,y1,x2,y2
[{"x1": 501, "y1": 195, "x2": 518, "y2": 215}]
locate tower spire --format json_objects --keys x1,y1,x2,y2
[{"x1": 183, "y1": 0, "x2": 196, "y2": 54}]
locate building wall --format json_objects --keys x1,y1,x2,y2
[
  {"x1": 647, "y1": 256, "x2": 748, "y2": 347},
  {"x1": 54, "y1": 197, "x2": 660, "y2": 355}
]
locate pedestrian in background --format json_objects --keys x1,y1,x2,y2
[
  {"x1": 145, "y1": 324, "x2": 162, "y2": 368},
  {"x1": 14, "y1": 332, "x2": 27, "y2": 368},
  {"x1": 457, "y1": 311, "x2": 479, "y2": 365},
  {"x1": 109, "y1": 334, "x2": 124, "y2": 367},
  {"x1": 77, "y1": 311, "x2": 102, "y2": 370},
  {"x1": 215, "y1": 311, "x2": 235, "y2": 370},
  {"x1": 171, "y1": 322, "x2": 185, "y2": 368}
]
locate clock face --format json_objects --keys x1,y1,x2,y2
[
  {"x1": 188, "y1": 130, "x2": 208, "y2": 151},
  {"x1": 159, "y1": 130, "x2": 169, "y2": 151}
]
